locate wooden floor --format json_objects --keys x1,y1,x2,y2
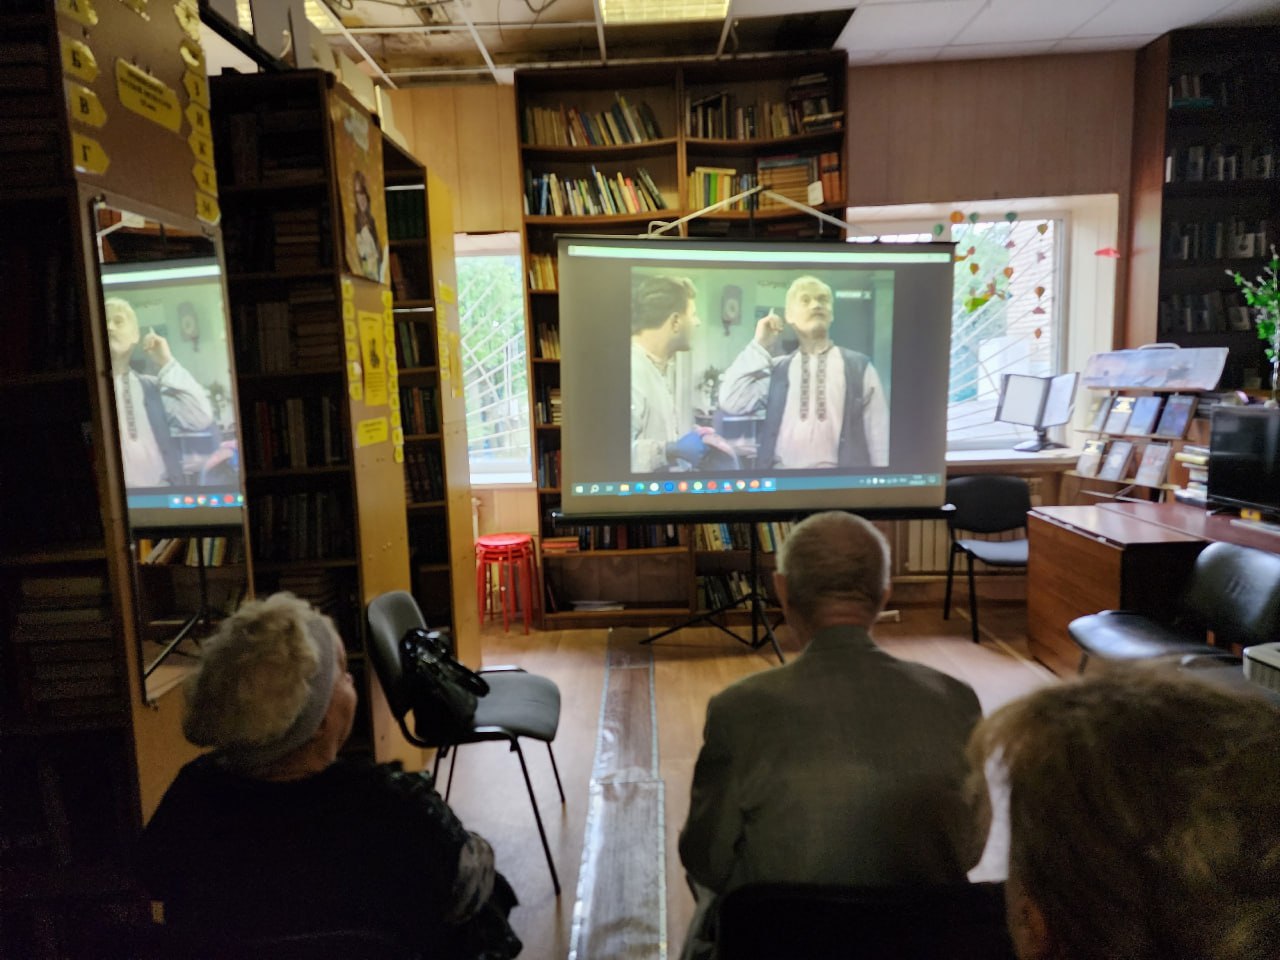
[{"x1": 439, "y1": 602, "x2": 1054, "y2": 959}]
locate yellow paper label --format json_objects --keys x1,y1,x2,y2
[
  {"x1": 195, "y1": 191, "x2": 220, "y2": 225},
  {"x1": 64, "y1": 81, "x2": 107, "y2": 128},
  {"x1": 187, "y1": 129, "x2": 213, "y2": 164},
  {"x1": 380, "y1": 289, "x2": 394, "y2": 308},
  {"x1": 388, "y1": 390, "x2": 401, "y2": 411},
  {"x1": 359, "y1": 311, "x2": 388, "y2": 407},
  {"x1": 391, "y1": 425, "x2": 404, "y2": 444},
  {"x1": 393, "y1": 445, "x2": 404, "y2": 464},
  {"x1": 346, "y1": 341, "x2": 358, "y2": 362},
  {"x1": 185, "y1": 101, "x2": 210, "y2": 137},
  {"x1": 115, "y1": 59, "x2": 181, "y2": 132},
  {"x1": 57, "y1": 0, "x2": 97, "y2": 28},
  {"x1": 173, "y1": 0, "x2": 200, "y2": 40},
  {"x1": 356, "y1": 418, "x2": 389, "y2": 447},
  {"x1": 349, "y1": 382, "x2": 363, "y2": 401},
  {"x1": 344, "y1": 319, "x2": 357, "y2": 340},
  {"x1": 182, "y1": 69, "x2": 209, "y2": 108},
  {"x1": 342, "y1": 300, "x2": 355, "y2": 320},
  {"x1": 192, "y1": 160, "x2": 217, "y2": 195},
  {"x1": 448, "y1": 331, "x2": 463, "y2": 398},
  {"x1": 179, "y1": 38, "x2": 205, "y2": 72},
  {"x1": 118, "y1": 0, "x2": 149, "y2": 18},
  {"x1": 60, "y1": 35, "x2": 99, "y2": 84},
  {"x1": 71, "y1": 132, "x2": 109, "y2": 175}
]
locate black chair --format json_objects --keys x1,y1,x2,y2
[
  {"x1": 366, "y1": 590, "x2": 565, "y2": 895},
  {"x1": 716, "y1": 882, "x2": 1016, "y2": 960},
  {"x1": 121, "y1": 924, "x2": 418, "y2": 960},
  {"x1": 943, "y1": 475, "x2": 1031, "y2": 644},
  {"x1": 1069, "y1": 540, "x2": 1280, "y2": 674}
]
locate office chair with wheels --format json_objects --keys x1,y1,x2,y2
[
  {"x1": 367, "y1": 590, "x2": 565, "y2": 895},
  {"x1": 943, "y1": 475, "x2": 1031, "y2": 644},
  {"x1": 716, "y1": 882, "x2": 1016, "y2": 960},
  {"x1": 1069, "y1": 540, "x2": 1280, "y2": 674}
]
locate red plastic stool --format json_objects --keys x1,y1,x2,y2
[{"x1": 476, "y1": 533, "x2": 538, "y2": 633}]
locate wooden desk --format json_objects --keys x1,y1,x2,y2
[
  {"x1": 1096, "y1": 500, "x2": 1280, "y2": 553},
  {"x1": 1027, "y1": 506, "x2": 1207, "y2": 676}
]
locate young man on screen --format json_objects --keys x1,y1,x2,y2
[
  {"x1": 678, "y1": 512, "x2": 987, "y2": 960},
  {"x1": 105, "y1": 296, "x2": 214, "y2": 488},
  {"x1": 630, "y1": 275, "x2": 732, "y2": 472},
  {"x1": 719, "y1": 275, "x2": 889, "y2": 468}
]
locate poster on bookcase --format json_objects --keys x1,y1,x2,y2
[{"x1": 330, "y1": 89, "x2": 389, "y2": 285}]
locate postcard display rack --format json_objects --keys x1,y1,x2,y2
[
  {"x1": 517, "y1": 53, "x2": 848, "y2": 628},
  {"x1": 0, "y1": 2, "x2": 248, "y2": 952},
  {"x1": 1067, "y1": 347, "x2": 1228, "y2": 503},
  {"x1": 1127, "y1": 26, "x2": 1280, "y2": 389}
]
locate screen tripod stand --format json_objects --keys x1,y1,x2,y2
[{"x1": 641, "y1": 523, "x2": 785, "y2": 664}]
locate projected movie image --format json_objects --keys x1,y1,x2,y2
[
  {"x1": 94, "y1": 202, "x2": 245, "y2": 530},
  {"x1": 561, "y1": 237, "x2": 955, "y2": 519}
]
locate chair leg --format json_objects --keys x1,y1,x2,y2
[
  {"x1": 966, "y1": 553, "x2": 979, "y2": 644},
  {"x1": 433, "y1": 747, "x2": 444, "y2": 782},
  {"x1": 476, "y1": 553, "x2": 487, "y2": 625},
  {"x1": 546, "y1": 742, "x2": 565, "y2": 804},
  {"x1": 943, "y1": 544, "x2": 956, "y2": 619},
  {"x1": 514, "y1": 741, "x2": 561, "y2": 895},
  {"x1": 444, "y1": 745, "x2": 459, "y2": 802},
  {"x1": 1078, "y1": 652, "x2": 1090, "y2": 675}
]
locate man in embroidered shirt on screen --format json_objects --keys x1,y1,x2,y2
[
  {"x1": 630, "y1": 275, "x2": 732, "y2": 472},
  {"x1": 719, "y1": 276, "x2": 889, "y2": 468},
  {"x1": 105, "y1": 296, "x2": 214, "y2": 488}
]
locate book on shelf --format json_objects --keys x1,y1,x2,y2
[
  {"x1": 1174, "y1": 444, "x2": 1210, "y2": 466},
  {"x1": 1076, "y1": 438, "x2": 1107, "y2": 477},
  {"x1": 1154, "y1": 395, "x2": 1197, "y2": 438},
  {"x1": 1102, "y1": 395, "x2": 1136, "y2": 434},
  {"x1": 1097, "y1": 439, "x2": 1136, "y2": 481},
  {"x1": 1134, "y1": 442, "x2": 1173, "y2": 487},
  {"x1": 1124, "y1": 395, "x2": 1164, "y2": 436}
]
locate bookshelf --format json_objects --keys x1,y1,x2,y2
[
  {"x1": 1128, "y1": 26, "x2": 1280, "y2": 389},
  {"x1": 212, "y1": 70, "x2": 417, "y2": 762},
  {"x1": 515, "y1": 54, "x2": 847, "y2": 626},
  {"x1": 382, "y1": 138, "x2": 479, "y2": 662}
]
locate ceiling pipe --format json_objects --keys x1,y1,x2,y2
[
  {"x1": 451, "y1": 0, "x2": 501, "y2": 82},
  {"x1": 591, "y1": 0, "x2": 608, "y2": 64},
  {"x1": 715, "y1": 1, "x2": 735, "y2": 58},
  {"x1": 317, "y1": 0, "x2": 398, "y2": 87}
]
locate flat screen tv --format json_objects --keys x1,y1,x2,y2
[
  {"x1": 99, "y1": 254, "x2": 245, "y2": 530},
  {"x1": 557, "y1": 235, "x2": 955, "y2": 520},
  {"x1": 1207, "y1": 406, "x2": 1280, "y2": 520}
]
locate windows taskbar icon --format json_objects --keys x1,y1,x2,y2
[
  {"x1": 169, "y1": 493, "x2": 245, "y2": 507},
  {"x1": 574, "y1": 479, "x2": 776, "y2": 495}
]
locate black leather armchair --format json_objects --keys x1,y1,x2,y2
[{"x1": 1068, "y1": 541, "x2": 1280, "y2": 674}]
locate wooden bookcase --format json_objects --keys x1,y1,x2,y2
[
  {"x1": 1127, "y1": 26, "x2": 1280, "y2": 388},
  {"x1": 211, "y1": 70, "x2": 418, "y2": 760},
  {"x1": 515, "y1": 54, "x2": 847, "y2": 627},
  {"x1": 382, "y1": 139, "x2": 480, "y2": 663}
]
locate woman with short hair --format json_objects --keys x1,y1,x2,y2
[{"x1": 138, "y1": 592, "x2": 521, "y2": 958}]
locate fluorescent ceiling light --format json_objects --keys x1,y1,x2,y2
[{"x1": 600, "y1": 0, "x2": 730, "y2": 24}]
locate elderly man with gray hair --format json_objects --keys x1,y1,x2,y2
[
  {"x1": 138, "y1": 593, "x2": 521, "y2": 958},
  {"x1": 678, "y1": 511, "x2": 988, "y2": 960}
]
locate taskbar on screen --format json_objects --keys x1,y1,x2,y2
[{"x1": 571, "y1": 474, "x2": 942, "y2": 496}]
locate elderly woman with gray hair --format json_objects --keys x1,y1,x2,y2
[{"x1": 138, "y1": 592, "x2": 521, "y2": 958}]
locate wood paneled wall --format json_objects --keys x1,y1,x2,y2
[
  {"x1": 846, "y1": 52, "x2": 1135, "y2": 207},
  {"x1": 385, "y1": 85, "x2": 523, "y2": 234}
]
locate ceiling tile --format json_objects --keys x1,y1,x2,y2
[
  {"x1": 952, "y1": 0, "x2": 1112, "y2": 43},
  {"x1": 836, "y1": 0, "x2": 987, "y2": 51},
  {"x1": 1069, "y1": 0, "x2": 1238, "y2": 38}
]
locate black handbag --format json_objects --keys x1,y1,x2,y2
[{"x1": 400, "y1": 628, "x2": 490, "y2": 742}]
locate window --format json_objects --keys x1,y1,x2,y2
[
  {"x1": 850, "y1": 200, "x2": 1094, "y2": 451},
  {"x1": 455, "y1": 233, "x2": 533, "y2": 484}
]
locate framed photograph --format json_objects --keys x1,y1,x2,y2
[
  {"x1": 1134, "y1": 442, "x2": 1172, "y2": 487},
  {"x1": 1125, "y1": 395, "x2": 1164, "y2": 436},
  {"x1": 1076, "y1": 439, "x2": 1107, "y2": 478},
  {"x1": 1154, "y1": 394, "x2": 1198, "y2": 438},
  {"x1": 1097, "y1": 439, "x2": 1135, "y2": 481},
  {"x1": 1102, "y1": 395, "x2": 1136, "y2": 435}
]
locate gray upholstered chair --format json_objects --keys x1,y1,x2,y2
[
  {"x1": 366, "y1": 590, "x2": 565, "y2": 894},
  {"x1": 943, "y1": 475, "x2": 1031, "y2": 644},
  {"x1": 1068, "y1": 541, "x2": 1280, "y2": 674}
]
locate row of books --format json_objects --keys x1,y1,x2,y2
[
  {"x1": 697, "y1": 571, "x2": 776, "y2": 611},
  {"x1": 225, "y1": 204, "x2": 334, "y2": 274},
  {"x1": 399, "y1": 384, "x2": 440, "y2": 435},
  {"x1": 2, "y1": 239, "x2": 83, "y2": 374},
  {"x1": 1163, "y1": 218, "x2": 1271, "y2": 262},
  {"x1": 692, "y1": 521, "x2": 796, "y2": 553},
  {"x1": 395, "y1": 318, "x2": 435, "y2": 368},
  {"x1": 534, "y1": 322, "x2": 561, "y2": 359},
  {"x1": 685, "y1": 73, "x2": 841, "y2": 140},
  {"x1": 541, "y1": 519, "x2": 683, "y2": 551},
  {"x1": 1158, "y1": 289, "x2": 1254, "y2": 336},
  {"x1": 757, "y1": 152, "x2": 835, "y2": 208},
  {"x1": 389, "y1": 250, "x2": 430, "y2": 303},
  {"x1": 271, "y1": 568, "x2": 359, "y2": 644},
  {"x1": 1076, "y1": 438, "x2": 1173, "y2": 487},
  {"x1": 243, "y1": 394, "x2": 348, "y2": 471},
  {"x1": 385, "y1": 186, "x2": 427, "y2": 241},
  {"x1": 404, "y1": 444, "x2": 444, "y2": 503},
  {"x1": 138, "y1": 536, "x2": 243, "y2": 567},
  {"x1": 249, "y1": 489, "x2": 354, "y2": 562},
  {"x1": 9, "y1": 575, "x2": 124, "y2": 721},
  {"x1": 7, "y1": 423, "x2": 104, "y2": 547},
  {"x1": 1174, "y1": 444, "x2": 1211, "y2": 503},
  {"x1": 1164, "y1": 141, "x2": 1276, "y2": 184},
  {"x1": 524, "y1": 166, "x2": 667, "y2": 217},
  {"x1": 534, "y1": 385, "x2": 562, "y2": 425},
  {"x1": 1089, "y1": 392, "x2": 1198, "y2": 439},
  {"x1": 1168, "y1": 71, "x2": 1267, "y2": 111},
  {"x1": 521, "y1": 93, "x2": 663, "y2": 147},
  {"x1": 232, "y1": 284, "x2": 341, "y2": 374},
  {"x1": 528, "y1": 253, "x2": 559, "y2": 292},
  {"x1": 536, "y1": 446, "x2": 561, "y2": 489},
  {"x1": 223, "y1": 109, "x2": 326, "y2": 186}
]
